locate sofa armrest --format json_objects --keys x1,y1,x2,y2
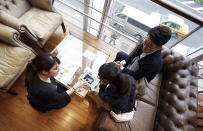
[
  {"x1": 0, "y1": 24, "x2": 36, "y2": 54},
  {"x1": 28, "y1": 0, "x2": 55, "y2": 12},
  {"x1": 0, "y1": 24, "x2": 20, "y2": 46},
  {"x1": 0, "y1": 10, "x2": 40, "y2": 46}
]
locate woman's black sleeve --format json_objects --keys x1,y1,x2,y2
[
  {"x1": 99, "y1": 85, "x2": 117, "y2": 105},
  {"x1": 40, "y1": 87, "x2": 71, "y2": 108}
]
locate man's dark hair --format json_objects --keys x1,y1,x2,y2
[{"x1": 148, "y1": 26, "x2": 171, "y2": 46}]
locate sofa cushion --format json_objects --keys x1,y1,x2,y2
[
  {"x1": 0, "y1": 43, "x2": 33, "y2": 87},
  {"x1": 136, "y1": 77, "x2": 149, "y2": 96},
  {"x1": 95, "y1": 101, "x2": 156, "y2": 131},
  {"x1": 137, "y1": 73, "x2": 162, "y2": 106},
  {"x1": 150, "y1": 72, "x2": 162, "y2": 87},
  {"x1": 19, "y1": 7, "x2": 62, "y2": 42}
]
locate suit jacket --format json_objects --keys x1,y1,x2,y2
[{"x1": 123, "y1": 44, "x2": 163, "y2": 82}]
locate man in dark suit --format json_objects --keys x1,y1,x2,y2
[{"x1": 115, "y1": 26, "x2": 171, "y2": 82}]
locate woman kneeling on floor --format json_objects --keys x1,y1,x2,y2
[
  {"x1": 98, "y1": 62, "x2": 136, "y2": 122},
  {"x1": 25, "y1": 53, "x2": 87, "y2": 113}
]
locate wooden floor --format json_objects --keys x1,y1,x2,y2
[
  {"x1": 0, "y1": 21, "x2": 118, "y2": 131},
  {"x1": 1, "y1": 20, "x2": 203, "y2": 130}
]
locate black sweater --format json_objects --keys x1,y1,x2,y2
[
  {"x1": 99, "y1": 75, "x2": 136, "y2": 114},
  {"x1": 27, "y1": 76, "x2": 70, "y2": 113}
]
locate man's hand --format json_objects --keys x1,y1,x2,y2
[{"x1": 115, "y1": 61, "x2": 123, "y2": 68}]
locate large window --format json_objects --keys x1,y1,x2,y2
[
  {"x1": 54, "y1": 0, "x2": 139, "y2": 53},
  {"x1": 54, "y1": 0, "x2": 202, "y2": 54},
  {"x1": 54, "y1": 0, "x2": 202, "y2": 92},
  {"x1": 54, "y1": 0, "x2": 203, "y2": 92}
]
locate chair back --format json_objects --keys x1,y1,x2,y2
[{"x1": 0, "y1": 0, "x2": 31, "y2": 17}]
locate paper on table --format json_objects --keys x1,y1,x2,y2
[
  {"x1": 83, "y1": 50, "x2": 96, "y2": 61},
  {"x1": 55, "y1": 64, "x2": 79, "y2": 86}
]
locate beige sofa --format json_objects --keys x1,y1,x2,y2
[
  {"x1": 0, "y1": 0, "x2": 66, "y2": 50},
  {"x1": 0, "y1": 23, "x2": 35, "y2": 94},
  {"x1": 94, "y1": 47, "x2": 199, "y2": 131}
]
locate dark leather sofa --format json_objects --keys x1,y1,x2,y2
[{"x1": 94, "y1": 47, "x2": 199, "y2": 131}]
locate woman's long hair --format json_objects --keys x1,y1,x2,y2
[
  {"x1": 98, "y1": 62, "x2": 131, "y2": 96},
  {"x1": 25, "y1": 53, "x2": 60, "y2": 87}
]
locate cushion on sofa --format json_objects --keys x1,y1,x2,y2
[
  {"x1": 95, "y1": 101, "x2": 157, "y2": 131},
  {"x1": 137, "y1": 73, "x2": 162, "y2": 106},
  {"x1": 150, "y1": 72, "x2": 163, "y2": 87},
  {"x1": 19, "y1": 7, "x2": 62, "y2": 41},
  {"x1": 0, "y1": 43, "x2": 33, "y2": 87}
]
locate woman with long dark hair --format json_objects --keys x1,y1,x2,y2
[
  {"x1": 25, "y1": 53, "x2": 86, "y2": 113},
  {"x1": 98, "y1": 62, "x2": 136, "y2": 120}
]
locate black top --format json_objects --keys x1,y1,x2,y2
[
  {"x1": 27, "y1": 76, "x2": 71, "y2": 113},
  {"x1": 99, "y1": 75, "x2": 136, "y2": 114},
  {"x1": 123, "y1": 44, "x2": 163, "y2": 82}
]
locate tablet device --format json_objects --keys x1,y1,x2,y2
[{"x1": 80, "y1": 71, "x2": 100, "y2": 90}]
